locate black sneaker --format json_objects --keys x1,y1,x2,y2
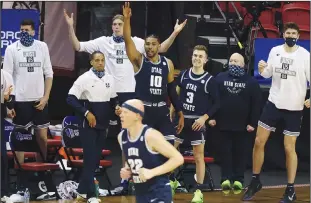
[
  {"x1": 241, "y1": 179, "x2": 262, "y2": 201},
  {"x1": 279, "y1": 188, "x2": 296, "y2": 203}
]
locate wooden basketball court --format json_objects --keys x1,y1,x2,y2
[{"x1": 30, "y1": 186, "x2": 309, "y2": 203}]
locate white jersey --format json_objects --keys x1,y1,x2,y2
[
  {"x1": 261, "y1": 45, "x2": 310, "y2": 111},
  {"x1": 79, "y1": 36, "x2": 145, "y2": 93},
  {"x1": 3, "y1": 40, "x2": 54, "y2": 102},
  {"x1": 1, "y1": 69, "x2": 14, "y2": 104}
]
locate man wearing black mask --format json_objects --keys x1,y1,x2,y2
[
  {"x1": 242, "y1": 22, "x2": 310, "y2": 202},
  {"x1": 208, "y1": 53, "x2": 262, "y2": 194}
]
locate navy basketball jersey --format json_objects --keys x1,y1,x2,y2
[
  {"x1": 178, "y1": 68, "x2": 213, "y2": 117},
  {"x1": 135, "y1": 55, "x2": 170, "y2": 103},
  {"x1": 121, "y1": 125, "x2": 169, "y2": 194}
]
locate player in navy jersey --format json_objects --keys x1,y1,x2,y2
[
  {"x1": 171, "y1": 45, "x2": 220, "y2": 202},
  {"x1": 122, "y1": 2, "x2": 184, "y2": 144},
  {"x1": 117, "y1": 99, "x2": 184, "y2": 203}
]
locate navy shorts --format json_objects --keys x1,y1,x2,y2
[
  {"x1": 136, "y1": 182, "x2": 172, "y2": 203},
  {"x1": 143, "y1": 105, "x2": 175, "y2": 145},
  {"x1": 258, "y1": 101, "x2": 303, "y2": 136},
  {"x1": 175, "y1": 118, "x2": 206, "y2": 145},
  {"x1": 13, "y1": 101, "x2": 50, "y2": 129}
]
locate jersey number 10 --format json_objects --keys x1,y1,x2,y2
[{"x1": 150, "y1": 75, "x2": 162, "y2": 88}]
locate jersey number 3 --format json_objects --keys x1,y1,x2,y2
[
  {"x1": 186, "y1": 92, "x2": 194, "y2": 103},
  {"x1": 150, "y1": 75, "x2": 162, "y2": 87},
  {"x1": 127, "y1": 159, "x2": 143, "y2": 174}
]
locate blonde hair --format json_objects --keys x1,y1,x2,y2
[
  {"x1": 112, "y1": 14, "x2": 124, "y2": 23},
  {"x1": 193, "y1": 45, "x2": 208, "y2": 56}
]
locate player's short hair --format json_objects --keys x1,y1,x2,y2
[
  {"x1": 20, "y1": 19, "x2": 35, "y2": 30},
  {"x1": 283, "y1": 22, "x2": 300, "y2": 33},
  {"x1": 145, "y1": 34, "x2": 161, "y2": 44},
  {"x1": 193, "y1": 45, "x2": 208, "y2": 56},
  {"x1": 112, "y1": 14, "x2": 124, "y2": 23},
  {"x1": 90, "y1": 51, "x2": 105, "y2": 60}
]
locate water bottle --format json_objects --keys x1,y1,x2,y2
[
  {"x1": 94, "y1": 178, "x2": 99, "y2": 198},
  {"x1": 24, "y1": 188, "x2": 30, "y2": 203}
]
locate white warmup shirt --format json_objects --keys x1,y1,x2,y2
[
  {"x1": 3, "y1": 40, "x2": 54, "y2": 102},
  {"x1": 68, "y1": 69, "x2": 117, "y2": 128},
  {"x1": 1, "y1": 69, "x2": 14, "y2": 104},
  {"x1": 260, "y1": 45, "x2": 310, "y2": 111},
  {"x1": 79, "y1": 36, "x2": 145, "y2": 93}
]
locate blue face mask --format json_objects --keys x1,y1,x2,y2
[
  {"x1": 91, "y1": 67, "x2": 105, "y2": 78},
  {"x1": 112, "y1": 33, "x2": 124, "y2": 43},
  {"x1": 228, "y1": 65, "x2": 245, "y2": 77},
  {"x1": 20, "y1": 31, "x2": 34, "y2": 47}
]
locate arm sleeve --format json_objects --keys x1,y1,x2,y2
[
  {"x1": 168, "y1": 81, "x2": 182, "y2": 112},
  {"x1": 4, "y1": 71, "x2": 15, "y2": 109},
  {"x1": 3, "y1": 46, "x2": 14, "y2": 76},
  {"x1": 67, "y1": 76, "x2": 88, "y2": 116},
  {"x1": 260, "y1": 48, "x2": 274, "y2": 78},
  {"x1": 133, "y1": 37, "x2": 145, "y2": 54},
  {"x1": 305, "y1": 52, "x2": 310, "y2": 83},
  {"x1": 42, "y1": 43, "x2": 54, "y2": 78},
  {"x1": 249, "y1": 79, "x2": 262, "y2": 127},
  {"x1": 79, "y1": 37, "x2": 104, "y2": 53},
  {"x1": 110, "y1": 78, "x2": 119, "y2": 108},
  {"x1": 205, "y1": 77, "x2": 220, "y2": 118},
  {"x1": 66, "y1": 94, "x2": 89, "y2": 117}
]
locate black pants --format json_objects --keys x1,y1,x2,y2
[
  {"x1": 219, "y1": 130, "x2": 247, "y2": 184},
  {"x1": 77, "y1": 127, "x2": 106, "y2": 198},
  {"x1": 1, "y1": 104, "x2": 9, "y2": 196}
]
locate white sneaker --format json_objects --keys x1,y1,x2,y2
[{"x1": 87, "y1": 197, "x2": 101, "y2": 203}]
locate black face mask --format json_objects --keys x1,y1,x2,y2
[{"x1": 285, "y1": 37, "x2": 297, "y2": 47}]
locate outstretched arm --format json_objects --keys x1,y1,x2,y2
[
  {"x1": 159, "y1": 19, "x2": 187, "y2": 53},
  {"x1": 123, "y1": 2, "x2": 142, "y2": 73}
]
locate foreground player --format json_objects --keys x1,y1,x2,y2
[
  {"x1": 171, "y1": 45, "x2": 220, "y2": 202},
  {"x1": 123, "y1": 2, "x2": 184, "y2": 144},
  {"x1": 118, "y1": 99, "x2": 184, "y2": 203},
  {"x1": 242, "y1": 22, "x2": 310, "y2": 202}
]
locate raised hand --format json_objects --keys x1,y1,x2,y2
[
  {"x1": 63, "y1": 9, "x2": 74, "y2": 27},
  {"x1": 122, "y1": 2, "x2": 132, "y2": 19}
]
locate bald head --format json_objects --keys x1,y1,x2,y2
[
  {"x1": 124, "y1": 99, "x2": 145, "y2": 115},
  {"x1": 229, "y1": 53, "x2": 245, "y2": 67}
]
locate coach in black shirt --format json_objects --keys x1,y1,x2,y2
[{"x1": 208, "y1": 53, "x2": 262, "y2": 192}]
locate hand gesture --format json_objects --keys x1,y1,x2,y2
[
  {"x1": 258, "y1": 60, "x2": 267, "y2": 74},
  {"x1": 120, "y1": 167, "x2": 132, "y2": 180},
  {"x1": 86, "y1": 112, "x2": 96, "y2": 128},
  {"x1": 246, "y1": 125, "x2": 255, "y2": 132},
  {"x1": 174, "y1": 19, "x2": 187, "y2": 34},
  {"x1": 208, "y1": 119, "x2": 216, "y2": 127},
  {"x1": 304, "y1": 99, "x2": 310, "y2": 108},
  {"x1": 4, "y1": 85, "x2": 13, "y2": 101},
  {"x1": 34, "y1": 97, "x2": 48, "y2": 111},
  {"x1": 192, "y1": 115, "x2": 208, "y2": 131},
  {"x1": 123, "y1": 2, "x2": 132, "y2": 19},
  {"x1": 63, "y1": 9, "x2": 74, "y2": 27},
  {"x1": 139, "y1": 168, "x2": 154, "y2": 182}
]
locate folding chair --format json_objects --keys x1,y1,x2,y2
[
  {"x1": 61, "y1": 116, "x2": 113, "y2": 193},
  {"x1": 9, "y1": 127, "x2": 60, "y2": 199}
]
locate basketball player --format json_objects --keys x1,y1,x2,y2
[
  {"x1": 242, "y1": 22, "x2": 310, "y2": 202},
  {"x1": 208, "y1": 53, "x2": 262, "y2": 193},
  {"x1": 1, "y1": 69, "x2": 14, "y2": 197},
  {"x1": 64, "y1": 9, "x2": 186, "y2": 105},
  {"x1": 64, "y1": 7, "x2": 186, "y2": 192},
  {"x1": 67, "y1": 51, "x2": 118, "y2": 203},
  {"x1": 118, "y1": 99, "x2": 184, "y2": 203},
  {"x1": 122, "y1": 2, "x2": 184, "y2": 143},
  {"x1": 171, "y1": 45, "x2": 220, "y2": 202},
  {"x1": 3, "y1": 19, "x2": 53, "y2": 165}
]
